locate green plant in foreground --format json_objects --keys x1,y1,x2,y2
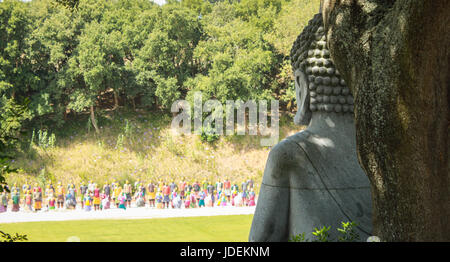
[
  {"x1": 0, "y1": 230, "x2": 28, "y2": 242},
  {"x1": 289, "y1": 232, "x2": 306, "y2": 242},
  {"x1": 312, "y1": 226, "x2": 331, "y2": 242},
  {"x1": 289, "y1": 221, "x2": 361, "y2": 242},
  {"x1": 337, "y1": 221, "x2": 360, "y2": 242}
]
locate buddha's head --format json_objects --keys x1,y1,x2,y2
[{"x1": 290, "y1": 13, "x2": 354, "y2": 126}]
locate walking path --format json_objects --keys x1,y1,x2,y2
[{"x1": 0, "y1": 205, "x2": 256, "y2": 224}]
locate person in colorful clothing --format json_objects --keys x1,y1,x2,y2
[
  {"x1": 220, "y1": 192, "x2": 227, "y2": 207},
  {"x1": 184, "y1": 192, "x2": 191, "y2": 209},
  {"x1": 216, "y1": 181, "x2": 223, "y2": 195},
  {"x1": 79, "y1": 182, "x2": 87, "y2": 209},
  {"x1": 198, "y1": 190, "x2": 206, "y2": 208},
  {"x1": 224, "y1": 178, "x2": 231, "y2": 202},
  {"x1": 24, "y1": 190, "x2": 33, "y2": 211},
  {"x1": 139, "y1": 183, "x2": 146, "y2": 203},
  {"x1": 170, "y1": 181, "x2": 177, "y2": 194},
  {"x1": 113, "y1": 185, "x2": 122, "y2": 208},
  {"x1": 135, "y1": 186, "x2": 145, "y2": 207},
  {"x1": 231, "y1": 187, "x2": 238, "y2": 206},
  {"x1": 65, "y1": 189, "x2": 76, "y2": 209},
  {"x1": 202, "y1": 180, "x2": 208, "y2": 192},
  {"x1": 56, "y1": 181, "x2": 65, "y2": 209},
  {"x1": 179, "y1": 179, "x2": 186, "y2": 200},
  {"x1": 118, "y1": 192, "x2": 127, "y2": 210},
  {"x1": 0, "y1": 190, "x2": 7, "y2": 213},
  {"x1": 207, "y1": 182, "x2": 214, "y2": 195},
  {"x1": 100, "y1": 192, "x2": 110, "y2": 210},
  {"x1": 241, "y1": 180, "x2": 247, "y2": 196},
  {"x1": 147, "y1": 181, "x2": 156, "y2": 207},
  {"x1": 234, "y1": 191, "x2": 243, "y2": 207},
  {"x1": 11, "y1": 186, "x2": 20, "y2": 212},
  {"x1": 248, "y1": 189, "x2": 256, "y2": 206},
  {"x1": 44, "y1": 184, "x2": 54, "y2": 210},
  {"x1": 162, "y1": 183, "x2": 171, "y2": 209},
  {"x1": 158, "y1": 180, "x2": 164, "y2": 193},
  {"x1": 246, "y1": 178, "x2": 254, "y2": 191},
  {"x1": 103, "y1": 182, "x2": 111, "y2": 202},
  {"x1": 67, "y1": 184, "x2": 77, "y2": 209},
  {"x1": 110, "y1": 179, "x2": 118, "y2": 202},
  {"x1": 83, "y1": 192, "x2": 92, "y2": 211},
  {"x1": 33, "y1": 184, "x2": 42, "y2": 211},
  {"x1": 211, "y1": 190, "x2": 216, "y2": 207},
  {"x1": 156, "y1": 190, "x2": 163, "y2": 209},
  {"x1": 172, "y1": 190, "x2": 182, "y2": 209},
  {"x1": 22, "y1": 182, "x2": 28, "y2": 194},
  {"x1": 48, "y1": 195, "x2": 56, "y2": 210},
  {"x1": 23, "y1": 182, "x2": 32, "y2": 199},
  {"x1": 193, "y1": 181, "x2": 200, "y2": 194},
  {"x1": 190, "y1": 191, "x2": 197, "y2": 208},
  {"x1": 123, "y1": 180, "x2": 132, "y2": 208},
  {"x1": 93, "y1": 185, "x2": 101, "y2": 211}
]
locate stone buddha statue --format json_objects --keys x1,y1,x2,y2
[{"x1": 249, "y1": 13, "x2": 372, "y2": 242}]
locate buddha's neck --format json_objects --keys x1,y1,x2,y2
[{"x1": 306, "y1": 112, "x2": 357, "y2": 139}]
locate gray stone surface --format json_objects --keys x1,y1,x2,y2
[{"x1": 249, "y1": 13, "x2": 372, "y2": 242}]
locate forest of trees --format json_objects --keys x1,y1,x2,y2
[{"x1": 0, "y1": 0, "x2": 319, "y2": 154}]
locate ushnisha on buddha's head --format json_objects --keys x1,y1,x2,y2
[{"x1": 290, "y1": 13, "x2": 354, "y2": 126}]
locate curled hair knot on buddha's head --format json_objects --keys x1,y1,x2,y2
[{"x1": 290, "y1": 13, "x2": 354, "y2": 114}]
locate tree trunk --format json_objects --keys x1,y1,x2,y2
[
  {"x1": 322, "y1": 0, "x2": 449, "y2": 241},
  {"x1": 90, "y1": 105, "x2": 100, "y2": 134},
  {"x1": 131, "y1": 97, "x2": 136, "y2": 111},
  {"x1": 111, "y1": 90, "x2": 119, "y2": 111}
]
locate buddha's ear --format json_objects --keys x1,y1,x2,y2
[{"x1": 294, "y1": 69, "x2": 312, "y2": 126}]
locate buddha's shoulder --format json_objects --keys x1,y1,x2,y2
[
  {"x1": 263, "y1": 131, "x2": 316, "y2": 184},
  {"x1": 266, "y1": 130, "x2": 314, "y2": 167}
]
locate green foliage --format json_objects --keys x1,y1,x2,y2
[
  {"x1": 35, "y1": 129, "x2": 56, "y2": 149},
  {"x1": 124, "y1": 119, "x2": 133, "y2": 138},
  {"x1": 54, "y1": 0, "x2": 80, "y2": 10},
  {"x1": 0, "y1": 96, "x2": 32, "y2": 150},
  {"x1": 289, "y1": 222, "x2": 362, "y2": 242},
  {"x1": 289, "y1": 232, "x2": 306, "y2": 242},
  {"x1": 0, "y1": 0, "x2": 321, "y2": 141},
  {"x1": 37, "y1": 168, "x2": 55, "y2": 188},
  {"x1": 200, "y1": 126, "x2": 220, "y2": 143},
  {"x1": 312, "y1": 226, "x2": 331, "y2": 242},
  {"x1": 0, "y1": 230, "x2": 28, "y2": 242},
  {"x1": 265, "y1": 0, "x2": 320, "y2": 56},
  {"x1": 337, "y1": 221, "x2": 360, "y2": 242},
  {"x1": 114, "y1": 118, "x2": 134, "y2": 150},
  {"x1": 0, "y1": 157, "x2": 18, "y2": 192},
  {"x1": 116, "y1": 133, "x2": 124, "y2": 150},
  {"x1": 29, "y1": 129, "x2": 35, "y2": 152},
  {"x1": 86, "y1": 117, "x2": 92, "y2": 133}
]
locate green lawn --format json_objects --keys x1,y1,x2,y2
[{"x1": 0, "y1": 215, "x2": 253, "y2": 242}]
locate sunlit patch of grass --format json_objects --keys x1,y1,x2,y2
[{"x1": 0, "y1": 215, "x2": 254, "y2": 242}]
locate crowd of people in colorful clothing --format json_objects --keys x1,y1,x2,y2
[{"x1": 0, "y1": 178, "x2": 257, "y2": 213}]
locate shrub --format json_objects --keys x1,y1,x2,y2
[
  {"x1": 200, "y1": 126, "x2": 220, "y2": 143},
  {"x1": 289, "y1": 221, "x2": 361, "y2": 242}
]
